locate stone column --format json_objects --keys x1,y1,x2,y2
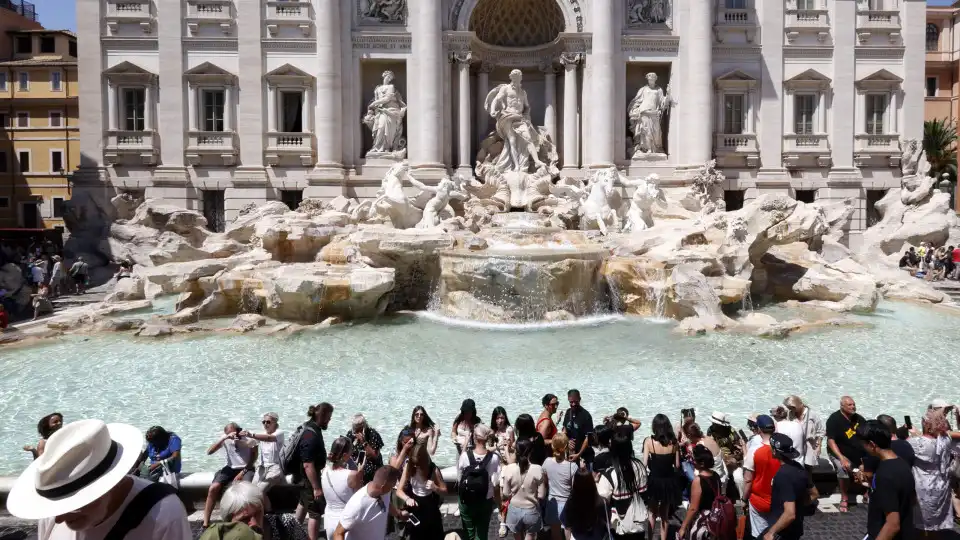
[
  {"x1": 302, "y1": 86, "x2": 311, "y2": 133},
  {"x1": 156, "y1": 4, "x2": 184, "y2": 170},
  {"x1": 409, "y1": 0, "x2": 444, "y2": 171},
  {"x1": 684, "y1": 0, "x2": 714, "y2": 166},
  {"x1": 107, "y1": 82, "x2": 118, "y2": 131},
  {"x1": 454, "y1": 52, "x2": 472, "y2": 172},
  {"x1": 587, "y1": 0, "x2": 618, "y2": 168},
  {"x1": 830, "y1": 0, "x2": 856, "y2": 172},
  {"x1": 144, "y1": 83, "x2": 154, "y2": 131},
  {"x1": 560, "y1": 53, "x2": 581, "y2": 171},
  {"x1": 757, "y1": 0, "x2": 784, "y2": 174},
  {"x1": 224, "y1": 85, "x2": 233, "y2": 131},
  {"x1": 314, "y1": 0, "x2": 343, "y2": 174},
  {"x1": 235, "y1": 0, "x2": 266, "y2": 173},
  {"x1": 542, "y1": 63, "x2": 558, "y2": 144},
  {"x1": 267, "y1": 86, "x2": 276, "y2": 133},
  {"x1": 476, "y1": 63, "x2": 492, "y2": 144},
  {"x1": 188, "y1": 85, "x2": 198, "y2": 132}
]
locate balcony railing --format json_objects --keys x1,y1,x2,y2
[
  {"x1": 264, "y1": 0, "x2": 313, "y2": 36},
  {"x1": 265, "y1": 132, "x2": 314, "y2": 165},
  {"x1": 187, "y1": 0, "x2": 232, "y2": 20},
  {"x1": 785, "y1": 9, "x2": 829, "y2": 29},
  {"x1": 715, "y1": 133, "x2": 759, "y2": 153},
  {"x1": 186, "y1": 131, "x2": 237, "y2": 165},
  {"x1": 0, "y1": 0, "x2": 37, "y2": 21},
  {"x1": 784, "y1": 134, "x2": 829, "y2": 153},
  {"x1": 856, "y1": 10, "x2": 901, "y2": 31},
  {"x1": 105, "y1": 130, "x2": 158, "y2": 164},
  {"x1": 107, "y1": 1, "x2": 151, "y2": 19},
  {"x1": 855, "y1": 133, "x2": 900, "y2": 153}
]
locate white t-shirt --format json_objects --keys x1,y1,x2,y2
[
  {"x1": 258, "y1": 430, "x2": 285, "y2": 467},
  {"x1": 223, "y1": 437, "x2": 257, "y2": 468},
  {"x1": 38, "y1": 476, "x2": 192, "y2": 540},
  {"x1": 323, "y1": 468, "x2": 358, "y2": 518},
  {"x1": 338, "y1": 488, "x2": 391, "y2": 540},
  {"x1": 456, "y1": 449, "x2": 501, "y2": 500},
  {"x1": 775, "y1": 420, "x2": 805, "y2": 464},
  {"x1": 31, "y1": 265, "x2": 44, "y2": 282}
]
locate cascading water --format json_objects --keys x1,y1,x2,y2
[
  {"x1": 647, "y1": 267, "x2": 668, "y2": 321},
  {"x1": 239, "y1": 282, "x2": 262, "y2": 314},
  {"x1": 741, "y1": 288, "x2": 754, "y2": 312}
]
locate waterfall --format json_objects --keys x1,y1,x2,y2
[
  {"x1": 741, "y1": 288, "x2": 754, "y2": 312},
  {"x1": 647, "y1": 267, "x2": 668, "y2": 321},
  {"x1": 238, "y1": 282, "x2": 262, "y2": 314}
]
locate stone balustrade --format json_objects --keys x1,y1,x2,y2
[{"x1": 265, "y1": 132, "x2": 314, "y2": 166}]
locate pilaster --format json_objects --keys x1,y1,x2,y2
[
  {"x1": 77, "y1": 0, "x2": 106, "y2": 175},
  {"x1": 758, "y1": 0, "x2": 785, "y2": 175},
  {"x1": 311, "y1": 0, "x2": 345, "y2": 180},
  {"x1": 156, "y1": 0, "x2": 186, "y2": 176},
  {"x1": 830, "y1": 0, "x2": 857, "y2": 174},
  {"x1": 236, "y1": 0, "x2": 266, "y2": 177},
  {"x1": 408, "y1": 0, "x2": 445, "y2": 172}
]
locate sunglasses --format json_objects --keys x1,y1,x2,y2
[{"x1": 262, "y1": 420, "x2": 273, "y2": 425}]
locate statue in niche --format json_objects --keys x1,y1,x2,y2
[
  {"x1": 627, "y1": 0, "x2": 668, "y2": 25},
  {"x1": 362, "y1": 0, "x2": 406, "y2": 23},
  {"x1": 628, "y1": 73, "x2": 672, "y2": 158},
  {"x1": 363, "y1": 70, "x2": 407, "y2": 158},
  {"x1": 485, "y1": 70, "x2": 547, "y2": 174}
]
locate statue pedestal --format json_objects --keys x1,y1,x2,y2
[
  {"x1": 626, "y1": 153, "x2": 674, "y2": 181},
  {"x1": 357, "y1": 156, "x2": 405, "y2": 179}
]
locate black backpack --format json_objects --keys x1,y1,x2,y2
[{"x1": 458, "y1": 450, "x2": 493, "y2": 504}]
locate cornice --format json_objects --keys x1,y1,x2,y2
[{"x1": 621, "y1": 35, "x2": 680, "y2": 54}]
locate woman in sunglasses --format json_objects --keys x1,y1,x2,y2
[{"x1": 240, "y1": 412, "x2": 287, "y2": 511}]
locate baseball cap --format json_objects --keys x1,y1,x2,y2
[
  {"x1": 769, "y1": 433, "x2": 800, "y2": 459},
  {"x1": 756, "y1": 415, "x2": 775, "y2": 430}
]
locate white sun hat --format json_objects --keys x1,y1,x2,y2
[{"x1": 7, "y1": 419, "x2": 144, "y2": 519}]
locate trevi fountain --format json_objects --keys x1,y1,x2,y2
[{"x1": 2, "y1": 66, "x2": 960, "y2": 475}]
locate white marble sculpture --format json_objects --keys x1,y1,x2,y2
[
  {"x1": 683, "y1": 159, "x2": 726, "y2": 211},
  {"x1": 627, "y1": 0, "x2": 667, "y2": 25},
  {"x1": 621, "y1": 173, "x2": 664, "y2": 232},
  {"x1": 372, "y1": 163, "x2": 421, "y2": 229},
  {"x1": 899, "y1": 138, "x2": 937, "y2": 206},
  {"x1": 362, "y1": 0, "x2": 406, "y2": 23},
  {"x1": 409, "y1": 176, "x2": 467, "y2": 229},
  {"x1": 485, "y1": 70, "x2": 546, "y2": 173},
  {"x1": 579, "y1": 168, "x2": 623, "y2": 235},
  {"x1": 363, "y1": 71, "x2": 407, "y2": 158},
  {"x1": 628, "y1": 73, "x2": 671, "y2": 157}
]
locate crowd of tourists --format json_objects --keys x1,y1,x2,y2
[
  {"x1": 10, "y1": 391, "x2": 960, "y2": 540},
  {"x1": 0, "y1": 238, "x2": 92, "y2": 327},
  {"x1": 898, "y1": 241, "x2": 960, "y2": 282}
]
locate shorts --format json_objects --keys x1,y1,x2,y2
[
  {"x1": 506, "y1": 504, "x2": 542, "y2": 535},
  {"x1": 749, "y1": 503, "x2": 773, "y2": 535},
  {"x1": 544, "y1": 498, "x2": 565, "y2": 527},
  {"x1": 830, "y1": 456, "x2": 850, "y2": 479},
  {"x1": 254, "y1": 464, "x2": 285, "y2": 492},
  {"x1": 213, "y1": 465, "x2": 248, "y2": 487},
  {"x1": 299, "y1": 483, "x2": 326, "y2": 519}
]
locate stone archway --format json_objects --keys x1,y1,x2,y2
[{"x1": 450, "y1": 0, "x2": 584, "y2": 34}]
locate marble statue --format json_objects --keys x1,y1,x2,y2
[
  {"x1": 899, "y1": 138, "x2": 937, "y2": 206},
  {"x1": 485, "y1": 70, "x2": 546, "y2": 173},
  {"x1": 372, "y1": 163, "x2": 421, "y2": 229},
  {"x1": 579, "y1": 168, "x2": 623, "y2": 235},
  {"x1": 409, "y1": 176, "x2": 467, "y2": 229},
  {"x1": 621, "y1": 173, "x2": 664, "y2": 232},
  {"x1": 683, "y1": 159, "x2": 725, "y2": 211},
  {"x1": 362, "y1": 0, "x2": 406, "y2": 23},
  {"x1": 628, "y1": 73, "x2": 671, "y2": 157},
  {"x1": 627, "y1": 0, "x2": 667, "y2": 25},
  {"x1": 363, "y1": 71, "x2": 407, "y2": 158}
]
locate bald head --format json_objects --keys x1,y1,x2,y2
[{"x1": 840, "y1": 396, "x2": 856, "y2": 416}]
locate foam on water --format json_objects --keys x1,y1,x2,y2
[{"x1": 413, "y1": 310, "x2": 625, "y2": 331}]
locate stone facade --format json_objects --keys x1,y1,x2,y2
[{"x1": 74, "y1": 0, "x2": 925, "y2": 247}]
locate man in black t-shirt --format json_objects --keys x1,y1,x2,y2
[
  {"x1": 763, "y1": 433, "x2": 809, "y2": 540},
  {"x1": 826, "y1": 395, "x2": 866, "y2": 511},
  {"x1": 561, "y1": 389, "x2": 595, "y2": 466},
  {"x1": 862, "y1": 415, "x2": 915, "y2": 478},
  {"x1": 299, "y1": 402, "x2": 333, "y2": 540},
  {"x1": 858, "y1": 420, "x2": 916, "y2": 540}
]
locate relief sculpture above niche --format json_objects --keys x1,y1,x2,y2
[
  {"x1": 626, "y1": 0, "x2": 670, "y2": 26},
  {"x1": 359, "y1": 0, "x2": 406, "y2": 24}
]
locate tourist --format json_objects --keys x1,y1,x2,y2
[
  {"x1": 826, "y1": 395, "x2": 866, "y2": 513},
  {"x1": 862, "y1": 415, "x2": 915, "y2": 486},
  {"x1": 502, "y1": 438, "x2": 547, "y2": 540},
  {"x1": 332, "y1": 466, "x2": 410, "y2": 540},
  {"x1": 515, "y1": 413, "x2": 548, "y2": 466},
  {"x1": 560, "y1": 468, "x2": 608, "y2": 540},
  {"x1": 919, "y1": 242, "x2": 930, "y2": 271},
  {"x1": 391, "y1": 427, "x2": 416, "y2": 469},
  {"x1": 741, "y1": 415, "x2": 778, "y2": 537},
  {"x1": 542, "y1": 433, "x2": 578, "y2": 540},
  {"x1": 561, "y1": 389, "x2": 595, "y2": 467},
  {"x1": 605, "y1": 407, "x2": 642, "y2": 441},
  {"x1": 213, "y1": 481, "x2": 307, "y2": 540},
  {"x1": 202, "y1": 422, "x2": 259, "y2": 529},
  {"x1": 908, "y1": 410, "x2": 960, "y2": 536},
  {"x1": 677, "y1": 445, "x2": 723, "y2": 540},
  {"x1": 345, "y1": 413, "x2": 384, "y2": 484},
  {"x1": 29, "y1": 259, "x2": 44, "y2": 289},
  {"x1": 491, "y1": 406, "x2": 515, "y2": 460},
  {"x1": 453, "y1": 398, "x2": 481, "y2": 455},
  {"x1": 772, "y1": 405, "x2": 804, "y2": 465},
  {"x1": 457, "y1": 424, "x2": 501, "y2": 540},
  {"x1": 783, "y1": 396, "x2": 824, "y2": 474},
  {"x1": 48, "y1": 255, "x2": 64, "y2": 298},
  {"x1": 31, "y1": 283, "x2": 52, "y2": 320},
  {"x1": 396, "y1": 443, "x2": 446, "y2": 539},
  {"x1": 952, "y1": 245, "x2": 960, "y2": 279},
  {"x1": 761, "y1": 434, "x2": 809, "y2": 540},
  {"x1": 408, "y1": 405, "x2": 439, "y2": 455},
  {"x1": 113, "y1": 261, "x2": 132, "y2": 281},
  {"x1": 678, "y1": 408, "x2": 697, "y2": 445},
  {"x1": 538, "y1": 393, "x2": 560, "y2": 447},
  {"x1": 68, "y1": 256, "x2": 89, "y2": 294},
  {"x1": 322, "y1": 437, "x2": 364, "y2": 540},
  {"x1": 240, "y1": 412, "x2": 286, "y2": 509},
  {"x1": 900, "y1": 250, "x2": 918, "y2": 271},
  {"x1": 8, "y1": 419, "x2": 191, "y2": 539},
  {"x1": 642, "y1": 414, "x2": 682, "y2": 540},
  {"x1": 858, "y1": 420, "x2": 916, "y2": 540},
  {"x1": 596, "y1": 432, "x2": 648, "y2": 538},
  {"x1": 22, "y1": 412, "x2": 63, "y2": 459},
  {"x1": 708, "y1": 412, "x2": 740, "y2": 494},
  {"x1": 142, "y1": 425, "x2": 183, "y2": 488},
  {"x1": 298, "y1": 402, "x2": 333, "y2": 540},
  {"x1": 688, "y1": 422, "x2": 727, "y2": 484},
  {"x1": 592, "y1": 425, "x2": 615, "y2": 475}
]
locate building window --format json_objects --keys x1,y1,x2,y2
[
  {"x1": 794, "y1": 94, "x2": 817, "y2": 134},
  {"x1": 927, "y1": 23, "x2": 940, "y2": 51},
  {"x1": 794, "y1": 189, "x2": 816, "y2": 203},
  {"x1": 724, "y1": 190, "x2": 745, "y2": 211},
  {"x1": 18, "y1": 72, "x2": 29, "y2": 91},
  {"x1": 281, "y1": 190, "x2": 304, "y2": 210},
  {"x1": 51, "y1": 71, "x2": 61, "y2": 91},
  {"x1": 0, "y1": 151, "x2": 6, "y2": 173},
  {"x1": 866, "y1": 189, "x2": 886, "y2": 226},
  {"x1": 18, "y1": 151, "x2": 30, "y2": 173},
  {"x1": 723, "y1": 94, "x2": 745, "y2": 134},
  {"x1": 69, "y1": 40, "x2": 77, "y2": 57},
  {"x1": 15, "y1": 36, "x2": 32, "y2": 54},
  {"x1": 53, "y1": 197, "x2": 65, "y2": 218},
  {"x1": 16, "y1": 112, "x2": 29, "y2": 128},
  {"x1": 0, "y1": 197, "x2": 8, "y2": 208},
  {"x1": 725, "y1": 0, "x2": 746, "y2": 8},
  {"x1": 867, "y1": 0, "x2": 883, "y2": 9},
  {"x1": 926, "y1": 77, "x2": 938, "y2": 98},
  {"x1": 51, "y1": 150, "x2": 63, "y2": 172},
  {"x1": 49, "y1": 111, "x2": 62, "y2": 128},
  {"x1": 203, "y1": 190, "x2": 226, "y2": 233},
  {"x1": 797, "y1": 0, "x2": 816, "y2": 9},
  {"x1": 40, "y1": 36, "x2": 55, "y2": 54},
  {"x1": 0, "y1": 72, "x2": 6, "y2": 91},
  {"x1": 280, "y1": 91, "x2": 304, "y2": 132},
  {"x1": 865, "y1": 94, "x2": 888, "y2": 135},
  {"x1": 123, "y1": 88, "x2": 146, "y2": 131},
  {"x1": 202, "y1": 89, "x2": 225, "y2": 132}
]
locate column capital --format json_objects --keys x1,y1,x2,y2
[
  {"x1": 477, "y1": 61, "x2": 495, "y2": 73},
  {"x1": 539, "y1": 61, "x2": 558, "y2": 75},
  {"x1": 450, "y1": 51, "x2": 473, "y2": 65},
  {"x1": 559, "y1": 52, "x2": 583, "y2": 69}
]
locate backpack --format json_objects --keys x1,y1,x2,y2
[
  {"x1": 704, "y1": 476, "x2": 737, "y2": 540},
  {"x1": 458, "y1": 450, "x2": 493, "y2": 504},
  {"x1": 104, "y1": 482, "x2": 181, "y2": 540},
  {"x1": 280, "y1": 423, "x2": 316, "y2": 476}
]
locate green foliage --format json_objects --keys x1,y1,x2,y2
[{"x1": 923, "y1": 118, "x2": 958, "y2": 181}]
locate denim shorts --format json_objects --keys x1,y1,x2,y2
[
  {"x1": 506, "y1": 504, "x2": 542, "y2": 535},
  {"x1": 544, "y1": 498, "x2": 566, "y2": 526}
]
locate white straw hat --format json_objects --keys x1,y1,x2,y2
[
  {"x1": 7, "y1": 419, "x2": 144, "y2": 519},
  {"x1": 710, "y1": 411, "x2": 731, "y2": 427}
]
